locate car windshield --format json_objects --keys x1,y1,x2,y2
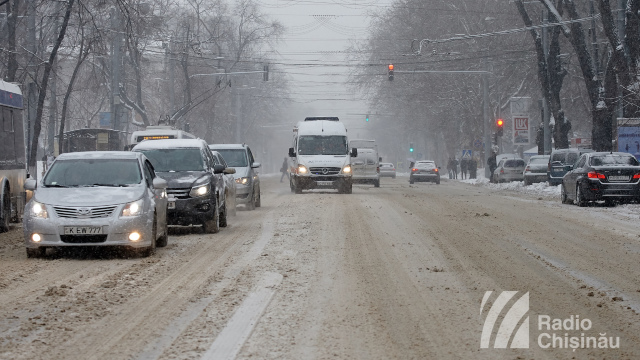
[
  {"x1": 137, "y1": 148, "x2": 205, "y2": 172},
  {"x1": 590, "y1": 154, "x2": 639, "y2": 166},
  {"x1": 551, "y1": 152, "x2": 565, "y2": 162},
  {"x1": 43, "y1": 159, "x2": 141, "y2": 187},
  {"x1": 213, "y1": 149, "x2": 248, "y2": 167},
  {"x1": 298, "y1": 136, "x2": 348, "y2": 155},
  {"x1": 505, "y1": 160, "x2": 525, "y2": 167},
  {"x1": 529, "y1": 158, "x2": 548, "y2": 164},
  {"x1": 416, "y1": 162, "x2": 436, "y2": 169}
]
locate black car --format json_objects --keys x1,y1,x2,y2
[
  {"x1": 561, "y1": 152, "x2": 640, "y2": 206},
  {"x1": 132, "y1": 139, "x2": 228, "y2": 233}
]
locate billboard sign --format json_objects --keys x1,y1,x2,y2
[{"x1": 513, "y1": 116, "x2": 530, "y2": 145}]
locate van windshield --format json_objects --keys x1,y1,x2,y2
[{"x1": 298, "y1": 136, "x2": 348, "y2": 155}]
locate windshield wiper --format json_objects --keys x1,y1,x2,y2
[
  {"x1": 44, "y1": 184, "x2": 68, "y2": 188},
  {"x1": 88, "y1": 183, "x2": 128, "y2": 187}
]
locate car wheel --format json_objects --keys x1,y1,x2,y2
[
  {"x1": 219, "y1": 198, "x2": 228, "y2": 227},
  {"x1": 604, "y1": 199, "x2": 616, "y2": 207},
  {"x1": 0, "y1": 188, "x2": 10, "y2": 233},
  {"x1": 246, "y1": 189, "x2": 256, "y2": 210},
  {"x1": 203, "y1": 202, "x2": 220, "y2": 233},
  {"x1": 138, "y1": 216, "x2": 157, "y2": 257},
  {"x1": 575, "y1": 184, "x2": 587, "y2": 207},
  {"x1": 374, "y1": 179, "x2": 380, "y2": 188},
  {"x1": 26, "y1": 247, "x2": 46, "y2": 258},
  {"x1": 560, "y1": 183, "x2": 570, "y2": 204},
  {"x1": 343, "y1": 183, "x2": 352, "y2": 194},
  {"x1": 435, "y1": 179, "x2": 440, "y2": 185},
  {"x1": 524, "y1": 178, "x2": 531, "y2": 186},
  {"x1": 255, "y1": 186, "x2": 261, "y2": 207},
  {"x1": 290, "y1": 178, "x2": 295, "y2": 193},
  {"x1": 156, "y1": 217, "x2": 168, "y2": 248},
  {"x1": 392, "y1": 175, "x2": 396, "y2": 179},
  {"x1": 294, "y1": 182, "x2": 302, "y2": 194},
  {"x1": 409, "y1": 177, "x2": 414, "y2": 184}
]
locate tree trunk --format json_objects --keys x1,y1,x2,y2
[{"x1": 28, "y1": 0, "x2": 75, "y2": 168}]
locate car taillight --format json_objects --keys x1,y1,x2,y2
[
  {"x1": 377, "y1": 167, "x2": 380, "y2": 173},
  {"x1": 587, "y1": 171, "x2": 606, "y2": 179},
  {"x1": 412, "y1": 168, "x2": 418, "y2": 172},
  {"x1": 525, "y1": 166, "x2": 530, "y2": 172},
  {"x1": 633, "y1": 173, "x2": 640, "y2": 179},
  {"x1": 434, "y1": 168, "x2": 438, "y2": 172},
  {"x1": 500, "y1": 169, "x2": 504, "y2": 174}
]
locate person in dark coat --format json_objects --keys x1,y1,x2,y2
[
  {"x1": 460, "y1": 159, "x2": 468, "y2": 180},
  {"x1": 452, "y1": 158, "x2": 459, "y2": 179},
  {"x1": 488, "y1": 151, "x2": 497, "y2": 183},
  {"x1": 469, "y1": 157, "x2": 478, "y2": 179},
  {"x1": 280, "y1": 157, "x2": 289, "y2": 182}
]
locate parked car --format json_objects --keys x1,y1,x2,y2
[
  {"x1": 548, "y1": 148, "x2": 593, "y2": 185},
  {"x1": 133, "y1": 139, "x2": 228, "y2": 233},
  {"x1": 523, "y1": 155, "x2": 550, "y2": 185},
  {"x1": 209, "y1": 144, "x2": 261, "y2": 209},
  {"x1": 410, "y1": 160, "x2": 440, "y2": 184},
  {"x1": 561, "y1": 152, "x2": 640, "y2": 206},
  {"x1": 211, "y1": 150, "x2": 237, "y2": 216},
  {"x1": 23, "y1": 151, "x2": 168, "y2": 258},
  {"x1": 493, "y1": 158, "x2": 526, "y2": 183},
  {"x1": 351, "y1": 147, "x2": 380, "y2": 187},
  {"x1": 379, "y1": 163, "x2": 396, "y2": 178}
]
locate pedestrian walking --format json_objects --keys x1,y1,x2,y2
[
  {"x1": 447, "y1": 158, "x2": 454, "y2": 179},
  {"x1": 488, "y1": 151, "x2": 497, "y2": 183},
  {"x1": 452, "y1": 158, "x2": 459, "y2": 179},
  {"x1": 469, "y1": 157, "x2": 478, "y2": 179},
  {"x1": 280, "y1": 157, "x2": 289, "y2": 183},
  {"x1": 460, "y1": 159, "x2": 467, "y2": 180}
]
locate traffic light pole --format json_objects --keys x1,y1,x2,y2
[{"x1": 483, "y1": 60, "x2": 491, "y2": 179}]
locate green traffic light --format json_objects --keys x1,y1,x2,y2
[{"x1": 409, "y1": 148, "x2": 414, "y2": 152}]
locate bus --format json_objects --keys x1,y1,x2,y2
[
  {"x1": 60, "y1": 128, "x2": 125, "y2": 153},
  {"x1": 125, "y1": 125, "x2": 196, "y2": 150},
  {"x1": 0, "y1": 80, "x2": 26, "y2": 232}
]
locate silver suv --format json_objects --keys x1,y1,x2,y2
[{"x1": 209, "y1": 144, "x2": 261, "y2": 210}]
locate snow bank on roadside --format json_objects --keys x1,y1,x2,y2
[{"x1": 457, "y1": 168, "x2": 561, "y2": 199}]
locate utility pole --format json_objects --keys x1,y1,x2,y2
[
  {"x1": 26, "y1": 0, "x2": 37, "y2": 172},
  {"x1": 168, "y1": 36, "x2": 175, "y2": 120},
  {"x1": 482, "y1": 58, "x2": 491, "y2": 178},
  {"x1": 110, "y1": 7, "x2": 122, "y2": 131},
  {"x1": 542, "y1": 10, "x2": 552, "y2": 155},
  {"x1": 616, "y1": 0, "x2": 626, "y2": 121},
  {"x1": 48, "y1": 1, "x2": 61, "y2": 156}
]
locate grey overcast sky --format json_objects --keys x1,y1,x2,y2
[{"x1": 260, "y1": 0, "x2": 394, "y2": 130}]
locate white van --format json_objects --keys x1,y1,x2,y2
[
  {"x1": 349, "y1": 139, "x2": 380, "y2": 187},
  {"x1": 125, "y1": 125, "x2": 196, "y2": 150},
  {"x1": 288, "y1": 117, "x2": 357, "y2": 194}
]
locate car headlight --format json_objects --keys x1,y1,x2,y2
[
  {"x1": 235, "y1": 177, "x2": 250, "y2": 185},
  {"x1": 121, "y1": 199, "x2": 144, "y2": 217},
  {"x1": 31, "y1": 201, "x2": 48, "y2": 219},
  {"x1": 297, "y1": 165, "x2": 308, "y2": 175},
  {"x1": 189, "y1": 183, "x2": 211, "y2": 197},
  {"x1": 342, "y1": 165, "x2": 351, "y2": 174}
]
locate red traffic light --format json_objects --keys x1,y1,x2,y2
[
  {"x1": 496, "y1": 119, "x2": 504, "y2": 127},
  {"x1": 388, "y1": 64, "x2": 394, "y2": 71}
]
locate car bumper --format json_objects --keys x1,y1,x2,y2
[
  {"x1": 23, "y1": 214, "x2": 154, "y2": 249},
  {"x1": 548, "y1": 172, "x2": 565, "y2": 185},
  {"x1": 497, "y1": 172, "x2": 524, "y2": 182},
  {"x1": 411, "y1": 173, "x2": 440, "y2": 181},
  {"x1": 234, "y1": 183, "x2": 254, "y2": 205},
  {"x1": 352, "y1": 174, "x2": 379, "y2": 183},
  {"x1": 379, "y1": 171, "x2": 396, "y2": 177},
  {"x1": 581, "y1": 181, "x2": 640, "y2": 200},
  {"x1": 524, "y1": 172, "x2": 547, "y2": 183},
  {"x1": 293, "y1": 175, "x2": 352, "y2": 190},
  {"x1": 168, "y1": 196, "x2": 216, "y2": 225}
]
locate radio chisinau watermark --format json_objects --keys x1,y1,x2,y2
[{"x1": 480, "y1": 291, "x2": 620, "y2": 350}]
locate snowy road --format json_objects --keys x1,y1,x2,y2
[{"x1": 1, "y1": 176, "x2": 640, "y2": 359}]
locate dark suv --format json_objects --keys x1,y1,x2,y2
[
  {"x1": 547, "y1": 148, "x2": 593, "y2": 185},
  {"x1": 133, "y1": 139, "x2": 228, "y2": 233}
]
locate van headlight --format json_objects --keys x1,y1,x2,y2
[
  {"x1": 189, "y1": 183, "x2": 210, "y2": 197},
  {"x1": 297, "y1": 165, "x2": 308, "y2": 175},
  {"x1": 121, "y1": 199, "x2": 144, "y2": 217},
  {"x1": 31, "y1": 201, "x2": 49, "y2": 219},
  {"x1": 235, "y1": 177, "x2": 250, "y2": 185},
  {"x1": 342, "y1": 165, "x2": 351, "y2": 174}
]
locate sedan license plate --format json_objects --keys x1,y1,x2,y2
[
  {"x1": 317, "y1": 181, "x2": 333, "y2": 186},
  {"x1": 168, "y1": 201, "x2": 176, "y2": 210},
  {"x1": 64, "y1": 226, "x2": 103, "y2": 235},
  {"x1": 608, "y1": 175, "x2": 629, "y2": 182}
]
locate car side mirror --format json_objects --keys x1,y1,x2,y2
[
  {"x1": 288, "y1": 147, "x2": 296, "y2": 157},
  {"x1": 24, "y1": 179, "x2": 37, "y2": 191},
  {"x1": 213, "y1": 164, "x2": 226, "y2": 174},
  {"x1": 251, "y1": 162, "x2": 261, "y2": 169},
  {"x1": 351, "y1": 148, "x2": 358, "y2": 157},
  {"x1": 152, "y1": 177, "x2": 168, "y2": 189},
  {"x1": 223, "y1": 167, "x2": 236, "y2": 174}
]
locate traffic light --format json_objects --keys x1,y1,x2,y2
[
  {"x1": 496, "y1": 118, "x2": 504, "y2": 137},
  {"x1": 388, "y1": 64, "x2": 394, "y2": 81},
  {"x1": 409, "y1": 142, "x2": 414, "y2": 152},
  {"x1": 366, "y1": 114, "x2": 369, "y2": 122}
]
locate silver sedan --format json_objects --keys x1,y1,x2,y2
[{"x1": 23, "y1": 151, "x2": 168, "y2": 258}]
